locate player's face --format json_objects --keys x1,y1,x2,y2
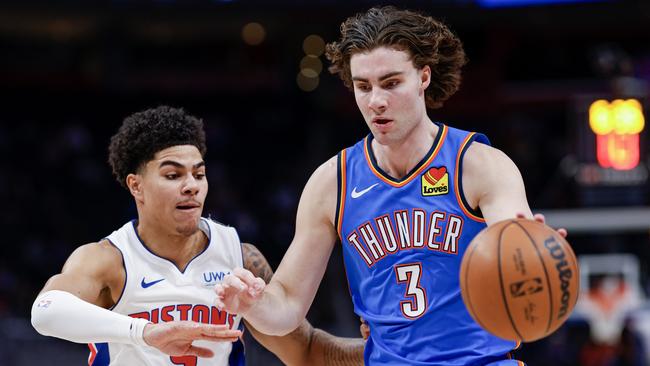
[
  {"x1": 350, "y1": 46, "x2": 431, "y2": 145},
  {"x1": 139, "y1": 145, "x2": 208, "y2": 236}
]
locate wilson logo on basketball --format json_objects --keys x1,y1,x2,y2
[
  {"x1": 509, "y1": 278, "x2": 544, "y2": 298},
  {"x1": 421, "y1": 166, "x2": 448, "y2": 196},
  {"x1": 544, "y1": 236, "x2": 573, "y2": 319}
]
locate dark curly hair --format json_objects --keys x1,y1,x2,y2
[
  {"x1": 108, "y1": 105, "x2": 207, "y2": 189},
  {"x1": 325, "y1": 6, "x2": 467, "y2": 109}
]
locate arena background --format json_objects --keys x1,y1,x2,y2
[{"x1": 1, "y1": 0, "x2": 649, "y2": 365}]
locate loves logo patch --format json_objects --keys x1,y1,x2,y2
[{"x1": 422, "y1": 166, "x2": 449, "y2": 196}]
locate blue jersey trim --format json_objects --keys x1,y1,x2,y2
[
  {"x1": 228, "y1": 323, "x2": 246, "y2": 366},
  {"x1": 103, "y1": 238, "x2": 127, "y2": 310},
  {"x1": 90, "y1": 343, "x2": 110, "y2": 366},
  {"x1": 130, "y1": 218, "x2": 212, "y2": 274}
]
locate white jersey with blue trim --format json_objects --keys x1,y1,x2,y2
[{"x1": 89, "y1": 217, "x2": 245, "y2": 366}]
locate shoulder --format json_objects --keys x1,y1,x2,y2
[
  {"x1": 311, "y1": 155, "x2": 338, "y2": 185},
  {"x1": 461, "y1": 141, "x2": 523, "y2": 204},
  {"x1": 463, "y1": 141, "x2": 519, "y2": 176},
  {"x1": 300, "y1": 155, "x2": 338, "y2": 212},
  {"x1": 64, "y1": 240, "x2": 124, "y2": 276},
  {"x1": 308, "y1": 155, "x2": 338, "y2": 193}
]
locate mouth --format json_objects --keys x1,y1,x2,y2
[
  {"x1": 372, "y1": 117, "x2": 393, "y2": 125},
  {"x1": 176, "y1": 202, "x2": 201, "y2": 211}
]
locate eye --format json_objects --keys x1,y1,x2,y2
[
  {"x1": 165, "y1": 173, "x2": 178, "y2": 180},
  {"x1": 384, "y1": 80, "x2": 400, "y2": 89},
  {"x1": 355, "y1": 83, "x2": 371, "y2": 92},
  {"x1": 194, "y1": 172, "x2": 206, "y2": 180}
]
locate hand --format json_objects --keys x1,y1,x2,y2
[
  {"x1": 143, "y1": 321, "x2": 242, "y2": 358},
  {"x1": 214, "y1": 267, "x2": 266, "y2": 316},
  {"x1": 517, "y1": 212, "x2": 567, "y2": 238},
  {"x1": 359, "y1": 317, "x2": 369, "y2": 341}
]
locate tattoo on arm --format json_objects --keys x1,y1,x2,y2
[
  {"x1": 241, "y1": 243, "x2": 364, "y2": 365},
  {"x1": 242, "y1": 243, "x2": 274, "y2": 284},
  {"x1": 314, "y1": 329, "x2": 365, "y2": 366}
]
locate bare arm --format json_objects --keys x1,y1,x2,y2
[
  {"x1": 216, "y1": 156, "x2": 340, "y2": 335},
  {"x1": 462, "y1": 143, "x2": 533, "y2": 225},
  {"x1": 241, "y1": 243, "x2": 364, "y2": 366},
  {"x1": 39, "y1": 240, "x2": 124, "y2": 306},
  {"x1": 33, "y1": 241, "x2": 241, "y2": 356}
]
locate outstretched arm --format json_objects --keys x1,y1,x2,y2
[
  {"x1": 31, "y1": 240, "x2": 241, "y2": 357},
  {"x1": 463, "y1": 142, "x2": 567, "y2": 236},
  {"x1": 215, "y1": 157, "x2": 340, "y2": 335},
  {"x1": 241, "y1": 243, "x2": 364, "y2": 366}
]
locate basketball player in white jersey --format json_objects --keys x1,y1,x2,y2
[{"x1": 31, "y1": 106, "x2": 364, "y2": 365}]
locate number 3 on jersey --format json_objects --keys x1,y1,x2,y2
[{"x1": 394, "y1": 263, "x2": 427, "y2": 319}]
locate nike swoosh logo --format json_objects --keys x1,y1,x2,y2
[
  {"x1": 351, "y1": 183, "x2": 379, "y2": 199},
  {"x1": 141, "y1": 278, "x2": 165, "y2": 288}
]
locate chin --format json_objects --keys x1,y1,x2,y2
[{"x1": 175, "y1": 218, "x2": 200, "y2": 236}]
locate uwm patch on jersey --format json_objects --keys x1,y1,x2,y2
[{"x1": 422, "y1": 166, "x2": 449, "y2": 196}]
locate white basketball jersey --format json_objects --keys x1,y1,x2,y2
[{"x1": 88, "y1": 218, "x2": 245, "y2": 366}]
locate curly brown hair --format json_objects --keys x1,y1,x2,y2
[
  {"x1": 325, "y1": 6, "x2": 467, "y2": 109},
  {"x1": 108, "y1": 106, "x2": 207, "y2": 189}
]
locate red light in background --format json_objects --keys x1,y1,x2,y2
[{"x1": 589, "y1": 99, "x2": 644, "y2": 171}]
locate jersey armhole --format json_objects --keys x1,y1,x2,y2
[
  {"x1": 334, "y1": 149, "x2": 347, "y2": 240},
  {"x1": 103, "y1": 238, "x2": 128, "y2": 311},
  {"x1": 455, "y1": 133, "x2": 487, "y2": 222}
]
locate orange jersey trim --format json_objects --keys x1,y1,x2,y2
[
  {"x1": 363, "y1": 124, "x2": 448, "y2": 188},
  {"x1": 336, "y1": 149, "x2": 347, "y2": 239},
  {"x1": 454, "y1": 133, "x2": 485, "y2": 223}
]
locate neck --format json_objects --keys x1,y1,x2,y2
[
  {"x1": 372, "y1": 118, "x2": 438, "y2": 179},
  {"x1": 136, "y1": 215, "x2": 207, "y2": 271}
]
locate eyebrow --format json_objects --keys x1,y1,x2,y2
[
  {"x1": 351, "y1": 71, "x2": 403, "y2": 83},
  {"x1": 159, "y1": 160, "x2": 205, "y2": 169}
]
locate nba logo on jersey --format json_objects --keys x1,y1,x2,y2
[{"x1": 421, "y1": 166, "x2": 449, "y2": 196}]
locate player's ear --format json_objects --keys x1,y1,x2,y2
[
  {"x1": 420, "y1": 65, "x2": 431, "y2": 91},
  {"x1": 126, "y1": 173, "x2": 144, "y2": 201}
]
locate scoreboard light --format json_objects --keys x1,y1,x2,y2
[{"x1": 589, "y1": 99, "x2": 645, "y2": 170}]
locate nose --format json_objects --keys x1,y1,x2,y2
[
  {"x1": 182, "y1": 175, "x2": 200, "y2": 196},
  {"x1": 368, "y1": 89, "x2": 388, "y2": 114}
]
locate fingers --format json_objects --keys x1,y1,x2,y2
[
  {"x1": 176, "y1": 322, "x2": 242, "y2": 342},
  {"x1": 185, "y1": 345, "x2": 215, "y2": 358},
  {"x1": 359, "y1": 317, "x2": 370, "y2": 340},
  {"x1": 197, "y1": 324, "x2": 242, "y2": 340},
  {"x1": 214, "y1": 273, "x2": 248, "y2": 310},
  {"x1": 224, "y1": 272, "x2": 249, "y2": 292},
  {"x1": 233, "y1": 267, "x2": 265, "y2": 297},
  {"x1": 516, "y1": 212, "x2": 568, "y2": 238}
]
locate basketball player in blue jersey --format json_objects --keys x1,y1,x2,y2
[
  {"x1": 30, "y1": 106, "x2": 364, "y2": 365},
  {"x1": 215, "y1": 6, "x2": 567, "y2": 366}
]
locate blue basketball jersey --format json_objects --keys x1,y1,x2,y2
[{"x1": 336, "y1": 123, "x2": 523, "y2": 365}]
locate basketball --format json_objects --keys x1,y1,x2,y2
[{"x1": 459, "y1": 219, "x2": 579, "y2": 342}]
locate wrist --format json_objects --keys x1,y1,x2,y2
[{"x1": 130, "y1": 317, "x2": 151, "y2": 346}]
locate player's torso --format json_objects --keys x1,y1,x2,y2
[
  {"x1": 89, "y1": 218, "x2": 244, "y2": 366},
  {"x1": 337, "y1": 123, "x2": 519, "y2": 365}
]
